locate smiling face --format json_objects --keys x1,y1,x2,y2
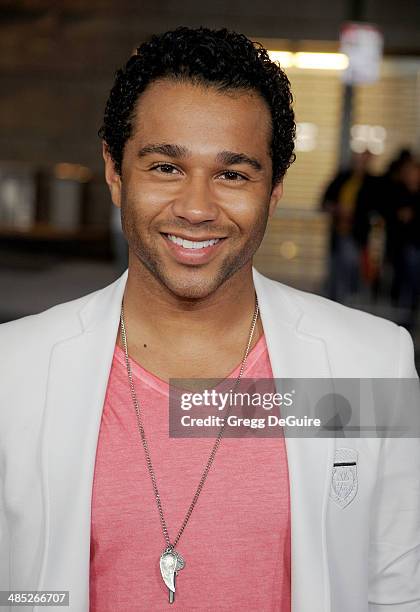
[{"x1": 104, "y1": 78, "x2": 283, "y2": 299}]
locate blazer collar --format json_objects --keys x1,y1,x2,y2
[
  {"x1": 36, "y1": 273, "x2": 127, "y2": 608},
  {"x1": 37, "y1": 268, "x2": 333, "y2": 612},
  {"x1": 253, "y1": 267, "x2": 334, "y2": 612}
]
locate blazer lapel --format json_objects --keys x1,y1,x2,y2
[
  {"x1": 253, "y1": 268, "x2": 335, "y2": 612},
  {"x1": 36, "y1": 272, "x2": 128, "y2": 610}
]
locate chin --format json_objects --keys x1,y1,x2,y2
[{"x1": 163, "y1": 275, "x2": 222, "y2": 300}]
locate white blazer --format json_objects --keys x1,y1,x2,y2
[{"x1": 0, "y1": 268, "x2": 419, "y2": 612}]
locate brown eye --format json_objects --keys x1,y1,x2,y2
[
  {"x1": 219, "y1": 171, "x2": 247, "y2": 181},
  {"x1": 152, "y1": 163, "x2": 180, "y2": 174}
]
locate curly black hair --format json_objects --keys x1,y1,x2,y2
[{"x1": 99, "y1": 26, "x2": 296, "y2": 185}]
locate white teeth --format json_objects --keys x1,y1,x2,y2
[{"x1": 166, "y1": 234, "x2": 220, "y2": 249}]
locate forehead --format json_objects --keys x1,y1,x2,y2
[{"x1": 129, "y1": 79, "x2": 272, "y2": 157}]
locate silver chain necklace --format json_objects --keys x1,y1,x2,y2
[{"x1": 120, "y1": 296, "x2": 259, "y2": 604}]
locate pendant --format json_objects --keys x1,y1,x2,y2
[{"x1": 160, "y1": 547, "x2": 185, "y2": 604}]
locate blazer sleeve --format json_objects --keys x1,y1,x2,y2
[
  {"x1": 368, "y1": 326, "x2": 420, "y2": 611},
  {"x1": 0, "y1": 445, "x2": 10, "y2": 591},
  {"x1": 0, "y1": 333, "x2": 10, "y2": 592}
]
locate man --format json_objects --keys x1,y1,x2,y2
[
  {"x1": 0, "y1": 27, "x2": 419, "y2": 612},
  {"x1": 321, "y1": 151, "x2": 379, "y2": 302}
]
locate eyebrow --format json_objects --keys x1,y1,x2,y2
[
  {"x1": 216, "y1": 151, "x2": 263, "y2": 172},
  {"x1": 137, "y1": 143, "x2": 263, "y2": 172},
  {"x1": 137, "y1": 143, "x2": 189, "y2": 159}
]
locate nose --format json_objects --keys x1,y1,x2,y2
[{"x1": 171, "y1": 175, "x2": 219, "y2": 224}]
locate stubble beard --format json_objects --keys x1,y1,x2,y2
[{"x1": 121, "y1": 199, "x2": 269, "y2": 300}]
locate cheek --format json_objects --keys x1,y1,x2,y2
[
  {"x1": 122, "y1": 180, "x2": 172, "y2": 222},
  {"x1": 219, "y1": 190, "x2": 269, "y2": 228}
]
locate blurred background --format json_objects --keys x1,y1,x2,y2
[{"x1": 0, "y1": 0, "x2": 419, "y2": 368}]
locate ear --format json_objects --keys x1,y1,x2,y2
[
  {"x1": 268, "y1": 180, "x2": 283, "y2": 217},
  {"x1": 102, "y1": 142, "x2": 122, "y2": 208}
]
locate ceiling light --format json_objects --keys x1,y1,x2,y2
[{"x1": 268, "y1": 50, "x2": 349, "y2": 71}]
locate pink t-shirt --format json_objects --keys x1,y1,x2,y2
[{"x1": 90, "y1": 334, "x2": 291, "y2": 611}]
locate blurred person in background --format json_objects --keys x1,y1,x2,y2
[
  {"x1": 390, "y1": 155, "x2": 420, "y2": 330},
  {"x1": 321, "y1": 150, "x2": 378, "y2": 302},
  {"x1": 379, "y1": 149, "x2": 415, "y2": 298}
]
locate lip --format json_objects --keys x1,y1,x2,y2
[{"x1": 160, "y1": 232, "x2": 226, "y2": 266}]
